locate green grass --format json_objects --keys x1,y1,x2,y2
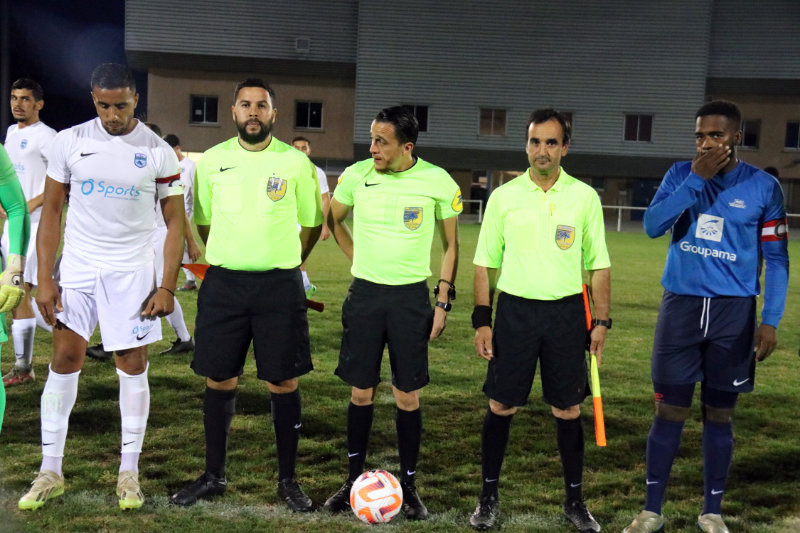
[{"x1": 1, "y1": 224, "x2": 800, "y2": 532}]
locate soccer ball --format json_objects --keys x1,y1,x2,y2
[{"x1": 349, "y1": 470, "x2": 403, "y2": 524}]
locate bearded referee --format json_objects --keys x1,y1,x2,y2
[
  {"x1": 624, "y1": 101, "x2": 789, "y2": 533},
  {"x1": 323, "y1": 106, "x2": 461, "y2": 520},
  {"x1": 169, "y1": 79, "x2": 322, "y2": 511},
  {"x1": 469, "y1": 108, "x2": 610, "y2": 532}
]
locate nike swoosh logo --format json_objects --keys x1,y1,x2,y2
[
  {"x1": 42, "y1": 442, "x2": 55, "y2": 446},
  {"x1": 123, "y1": 440, "x2": 136, "y2": 446},
  {"x1": 364, "y1": 182, "x2": 379, "y2": 187},
  {"x1": 347, "y1": 452, "x2": 359, "y2": 458},
  {"x1": 484, "y1": 478, "x2": 497, "y2": 483},
  {"x1": 711, "y1": 489, "x2": 724, "y2": 495},
  {"x1": 646, "y1": 480, "x2": 658, "y2": 485},
  {"x1": 219, "y1": 167, "x2": 235, "y2": 172},
  {"x1": 406, "y1": 470, "x2": 416, "y2": 476},
  {"x1": 732, "y1": 378, "x2": 749, "y2": 386},
  {"x1": 136, "y1": 331, "x2": 151, "y2": 340},
  {"x1": 80, "y1": 152, "x2": 97, "y2": 157},
  {"x1": 293, "y1": 423, "x2": 302, "y2": 429},
  {"x1": 569, "y1": 482, "x2": 582, "y2": 488}
]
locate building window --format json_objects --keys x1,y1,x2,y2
[
  {"x1": 741, "y1": 120, "x2": 760, "y2": 149},
  {"x1": 480, "y1": 108, "x2": 506, "y2": 136},
  {"x1": 295, "y1": 101, "x2": 323, "y2": 129},
  {"x1": 403, "y1": 105, "x2": 428, "y2": 132},
  {"x1": 785, "y1": 122, "x2": 800, "y2": 149},
  {"x1": 190, "y1": 95, "x2": 218, "y2": 125},
  {"x1": 624, "y1": 114, "x2": 653, "y2": 142}
]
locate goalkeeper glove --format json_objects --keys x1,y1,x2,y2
[{"x1": 0, "y1": 254, "x2": 25, "y2": 313}]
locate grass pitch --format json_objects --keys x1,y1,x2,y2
[{"x1": 1, "y1": 224, "x2": 799, "y2": 532}]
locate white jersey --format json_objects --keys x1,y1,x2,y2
[
  {"x1": 47, "y1": 118, "x2": 181, "y2": 271},
  {"x1": 155, "y1": 155, "x2": 195, "y2": 229},
  {"x1": 315, "y1": 165, "x2": 329, "y2": 195},
  {"x1": 4, "y1": 121, "x2": 57, "y2": 223}
]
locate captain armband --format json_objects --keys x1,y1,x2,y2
[{"x1": 156, "y1": 173, "x2": 184, "y2": 199}]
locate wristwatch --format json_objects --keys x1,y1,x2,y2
[
  {"x1": 592, "y1": 318, "x2": 612, "y2": 329},
  {"x1": 435, "y1": 301, "x2": 452, "y2": 312}
]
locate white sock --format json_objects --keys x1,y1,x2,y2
[
  {"x1": 165, "y1": 298, "x2": 191, "y2": 342},
  {"x1": 12, "y1": 317, "x2": 36, "y2": 369},
  {"x1": 117, "y1": 364, "x2": 150, "y2": 473},
  {"x1": 33, "y1": 304, "x2": 53, "y2": 333},
  {"x1": 40, "y1": 366, "x2": 81, "y2": 476},
  {"x1": 183, "y1": 268, "x2": 195, "y2": 283},
  {"x1": 301, "y1": 270, "x2": 312, "y2": 290}
]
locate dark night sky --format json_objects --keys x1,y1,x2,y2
[{"x1": 6, "y1": 0, "x2": 147, "y2": 133}]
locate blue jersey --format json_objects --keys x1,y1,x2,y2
[{"x1": 644, "y1": 160, "x2": 788, "y2": 327}]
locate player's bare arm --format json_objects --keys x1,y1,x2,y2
[
  {"x1": 26, "y1": 192, "x2": 45, "y2": 215},
  {"x1": 142, "y1": 194, "x2": 184, "y2": 318},
  {"x1": 184, "y1": 212, "x2": 202, "y2": 262},
  {"x1": 299, "y1": 224, "x2": 322, "y2": 264},
  {"x1": 35, "y1": 177, "x2": 66, "y2": 325},
  {"x1": 473, "y1": 266, "x2": 497, "y2": 361},
  {"x1": 588, "y1": 268, "x2": 610, "y2": 365},
  {"x1": 320, "y1": 192, "x2": 331, "y2": 240},
  {"x1": 328, "y1": 198, "x2": 354, "y2": 261},
  {"x1": 430, "y1": 217, "x2": 459, "y2": 340}
]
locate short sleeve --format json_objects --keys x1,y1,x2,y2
[
  {"x1": 45, "y1": 131, "x2": 72, "y2": 183},
  {"x1": 296, "y1": 158, "x2": 323, "y2": 227},
  {"x1": 581, "y1": 190, "x2": 611, "y2": 271},
  {"x1": 193, "y1": 156, "x2": 212, "y2": 225},
  {"x1": 333, "y1": 166, "x2": 357, "y2": 206},
  {"x1": 473, "y1": 191, "x2": 504, "y2": 268},
  {"x1": 434, "y1": 171, "x2": 463, "y2": 220}
]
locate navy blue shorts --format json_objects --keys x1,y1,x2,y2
[
  {"x1": 484, "y1": 292, "x2": 588, "y2": 409},
  {"x1": 651, "y1": 291, "x2": 756, "y2": 393}
]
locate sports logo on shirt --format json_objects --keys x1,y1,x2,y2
[
  {"x1": 452, "y1": 191, "x2": 463, "y2": 213},
  {"x1": 555, "y1": 225, "x2": 575, "y2": 250},
  {"x1": 404, "y1": 207, "x2": 423, "y2": 230},
  {"x1": 20, "y1": 139, "x2": 27, "y2": 150},
  {"x1": 134, "y1": 153, "x2": 147, "y2": 168},
  {"x1": 696, "y1": 213, "x2": 724, "y2": 242},
  {"x1": 267, "y1": 175, "x2": 287, "y2": 201}
]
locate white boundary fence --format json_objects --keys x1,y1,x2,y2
[
  {"x1": 462, "y1": 199, "x2": 484, "y2": 223},
  {"x1": 603, "y1": 205, "x2": 647, "y2": 232}
]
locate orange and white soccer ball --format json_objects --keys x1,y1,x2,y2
[{"x1": 349, "y1": 470, "x2": 403, "y2": 524}]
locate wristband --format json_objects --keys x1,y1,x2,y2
[
  {"x1": 433, "y1": 279, "x2": 456, "y2": 301},
  {"x1": 471, "y1": 305, "x2": 492, "y2": 329},
  {"x1": 159, "y1": 286, "x2": 175, "y2": 297}
]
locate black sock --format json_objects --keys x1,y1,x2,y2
[
  {"x1": 556, "y1": 417, "x2": 585, "y2": 503},
  {"x1": 481, "y1": 409, "x2": 513, "y2": 498},
  {"x1": 204, "y1": 387, "x2": 236, "y2": 479},
  {"x1": 271, "y1": 389, "x2": 302, "y2": 481},
  {"x1": 347, "y1": 402, "x2": 374, "y2": 481},
  {"x1": 396, "y1": 407, "x2": 422, "y2": 485}
]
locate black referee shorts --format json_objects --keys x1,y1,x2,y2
[
  {"x1": 191, "y1": 266, "x2": 312, "y2": 383},
  {"x1": 335, "y1": 278, "x2": 433, "y2": 393},
  {"x1": 484, "y1": 292, "x2": 588, "y2": 409}
]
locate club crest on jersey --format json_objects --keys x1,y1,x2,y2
[
  {"x1": 452, "y1": 191, "x2": 463, "y2": 212},
  {"x1": 695, "y1": 213, "x2": 724, "y2": 242},
  {"x1": 134, "y1": 153, "x2": 147, "y2": 168},
  {"x1": 267, "y1": 175, "x2": 287, "y2": 201},
  {"x1": 20, "y1": 139, "x2": 28, "y2": 150},
  {"x1": 555, "y1": 225, "x2": 575, "y2": 250},
  {"x1": 404, "y1": 207, "x2": 423, "y2": 230}
]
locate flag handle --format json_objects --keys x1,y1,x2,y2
[{"x1": 583, "y1": 284, "x2": 606, "y2": 447}]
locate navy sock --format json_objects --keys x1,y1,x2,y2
[
  {"x1": 481, "y1": 409, "x2": 513, "y2": 498},
  {"x1": 271, "y1": 390, "x2": 302, "y2": 480},
  {"x1": 347, "y1": 403, "x2": 374, "y2": 482},
  {"x1": 644, "y1": 416, "x2": 685, "y2": 514},
  {"x1": 702, "y1": 419, "x2": 733, "y2": 514},
  {"x1": 396, "y1": 407, "x2": 422, "y2": 485},
  {"x1": 556, "y1": 417, "x2": 584, "y2": 503},
  {"x1": 204, "y1": 387, "x2": 236, "y2": 479}
]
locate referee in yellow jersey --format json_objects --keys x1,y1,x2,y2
[
  {"x1": 324, "y1": 106, "x2": 461, "y2": 520},
  {"x1": 469, "y1": 109, "x2": 611, "y2": 532},
  {"x1": 169, "y1": 79, "x2": 323, "y2": 511}
]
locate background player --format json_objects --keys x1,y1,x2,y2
[
  {"x1": 18, "y1": 63, "x2": 185, "y2": 511},
  {"x1": 2, "y1": 78, "x2": 57, "y2": 388},
  {"x1": 624, "y1": 100, "x2": 789, "y2": 533},
  {"x1": 324, "y1": 106, "x2": 461, "y2": 521},
  {"x1": 164, "y1": 134, "x2": 201, "y2": 292}
]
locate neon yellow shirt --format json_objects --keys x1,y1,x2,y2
[
  {"x1": 194, "y1": 137, "x2": 322, "y2": 270},
  {"x1": 474, "y1": 168, "x2": 610, "y2": 300},
  {"x1": 334, "y1": 157, "x2": 462, "y2": 285}
]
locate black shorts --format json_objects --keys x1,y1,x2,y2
[
  {"x1": 191, "y1": 266, "x2": 312, "y2": 383},
  {"x1": 484, "y1": 292, "x2": 588, "y2": 409},
  {"x1": 652, "y1": 291, "x2": 756, "y2": 393},
  {"x1": 335, "y1": 278, "x2": 433, "y2": 393}
]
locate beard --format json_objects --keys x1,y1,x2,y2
[{"x1": 236, "y1": 118, "x2": 272, "y2": 144}]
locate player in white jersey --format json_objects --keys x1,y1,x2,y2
[
  {"x1": 2, "y1": 78, "x2": 57, "y2": 388},
  {"x1": 291, "y1": 136, "x2": 330, "y2": 296},
  {"x1": 18, "y1": 63, "x2": 185, "y2": 512},
  {"x1": 164, "y1": 134, "x2": 201, "y2": 292}
]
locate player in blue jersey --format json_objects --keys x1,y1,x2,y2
[{"x1": 624, "y1": 100, "x2": 789, "y2": 533}]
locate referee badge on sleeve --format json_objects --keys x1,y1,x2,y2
[
  {"x1": 555, "y1": 225, "x2": 575, "y2": 249},
  {"x1": 267, "y1": 175, "x2": 287, "y2": 201},
  {"x1": 451, "y1": 190, "x2": 463, "y2": 212}
]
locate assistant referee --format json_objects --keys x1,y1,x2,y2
[
  {"x1": 169, "y1": 79, "x2": 322, "y2": 511},
  {"x1": 469, "y1": 108, "x2": 610, "y2": 532}
]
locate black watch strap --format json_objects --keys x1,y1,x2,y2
[
  {"x1": 593, "y1": 318, "x2": 612, "y2": 329},
  {"x1": 435, "y1": 301, "x2": 452, "y2": 312}
]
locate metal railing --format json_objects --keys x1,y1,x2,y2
[
  {"x1": 462, "y1": 199, "x2": 484, "y2": 223},
  {"x1": 602, "y1": 205, "x2": 647, "y2": 232}
]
